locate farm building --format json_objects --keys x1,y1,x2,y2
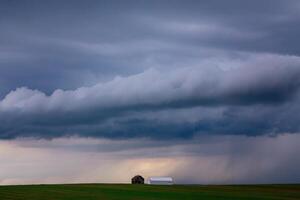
[
  {"x1": 131, "y1": 175, "x2": 144, "y2": 184},
  {"x1": 147, "y1": 177, "x2": 174, "y2": 185}
]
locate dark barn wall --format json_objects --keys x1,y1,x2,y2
[{"x1": 131, "y1": 175, "x2": 144, "y2": 184}]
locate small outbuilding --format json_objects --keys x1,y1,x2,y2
[
  {"x1": 147, "y1": 177, "x2": 174, "y2": 185},
  {"x1": 131, "y1": 175, "x2": 145, "y2": 184}
]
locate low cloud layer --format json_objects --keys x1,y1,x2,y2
[{"x1": 1, "y1": 53, "x2": 300, "y2": 138}]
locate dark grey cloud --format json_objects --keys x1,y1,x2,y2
[
  {"x1": 1, "y1": 0, "x2": 300, "y2": 139},
  {"x1": 0, "y1": 53, "x2": 300, "y2": 139},
  {"x1": 0, "y1": 0, "x2": 300, "y2": 97}
]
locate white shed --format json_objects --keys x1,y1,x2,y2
[{"x1": 147, "y1": 177, "x2": 174, "y2": 185}]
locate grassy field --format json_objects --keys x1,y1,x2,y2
[{"x1": 0, "y1": 184, "x2": 299, "y2": 200}]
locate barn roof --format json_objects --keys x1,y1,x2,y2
[
  {"x1": 132, "y1": 175, "x2": 144, "y2": 179},
  {"x1": 148, "y1": 177, "x2": 173, "y2": 182}
]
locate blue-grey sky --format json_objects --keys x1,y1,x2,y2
[{"x1": 1, "y1": 0, "x2": 300, "y2": 184}]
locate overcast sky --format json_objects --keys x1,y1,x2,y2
[{"x1": 1, "y1": 0, "x2": 300, "y2": 184}]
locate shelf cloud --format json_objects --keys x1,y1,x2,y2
[
  {"x1": 1, "y1": 0, "x2": 300, "y2": 184},
  {"x1": 1, "y1": 53, "x2": 300, "y2": 138}
]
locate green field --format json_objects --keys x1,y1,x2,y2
[{"x1": 0, "y1": 184, "x2": 299, "y2": 200}]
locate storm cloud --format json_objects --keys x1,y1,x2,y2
[
  {"x1": 0, "y1": 53, "x2": 300, "y2": 138},
  {"x1": 0, "y1": 0, "x2": 300, "y2": 139},
  {"x1": 1, "y1": 0, "x2": 300, "y2": 185},
  {"x1": 1, "y1": 0, "x2": 300, "y2": 95}
]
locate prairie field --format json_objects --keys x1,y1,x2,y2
[{"x1": 0, "y1": 184, "x2": 299, "y2": 200}]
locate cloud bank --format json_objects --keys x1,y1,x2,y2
[
  {"x1": 0, "y1": 53, "x2": 300, "y2": 138},
  {"x1": 1, "y1": 0, "x2": 300, "y2": 140}
]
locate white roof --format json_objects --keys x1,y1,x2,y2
[{"x1": 148, "y1": 177, "x2": 173, "y2": 182}]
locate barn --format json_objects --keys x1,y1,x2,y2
[
  {"x1": 131, "y1": 175, "x2": 144, "y2": 184},
  {"x1": 147, "y1": 177, "x2": 174, "y2": 185}
]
